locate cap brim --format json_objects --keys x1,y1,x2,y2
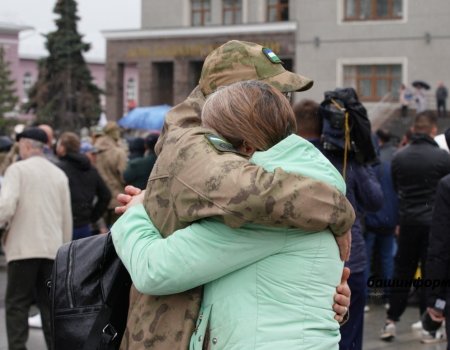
[{"x1": 263, "y1": 70, "x2": 314, "y2": 93}]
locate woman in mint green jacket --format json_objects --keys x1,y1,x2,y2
[{"x1": 112, "y1": 81, "x2": 348, "y2": 350}]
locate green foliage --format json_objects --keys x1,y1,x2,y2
[
  {"x1": 0, "y1": 46, "x2": 19, "y2": 121},
  {"x1": 26, "y1": 0, "x2": 102, "y2": 131}
]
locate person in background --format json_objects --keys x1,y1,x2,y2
[
  {"x1": 80, "y1": 140, "x2": 98, "y2": 166},
  {"x1": 56, "y1": 132, "x2": 111, "y2": 240},
  {"x1": 415, "y1": 87, "x2": 427, "y2": 113},
  {"x1": 94, "y1": 121, "x2": 127, "y2": 227},
  {"x1": 0, "y1": 127, "x2": 72, "y2": 350},
  {"x1": 381, "y1": 111, "x2": 450, "y2": 342},
  {"x1": 436, "y1": 81, "x2": 448, "y2": 118},
  {"x1": 399, "y1": 84, "x2": 413, "y2": 118},
  {"x1": 38, "y1": 124, "x2": 58, "y2": 164},
  {"x1": 123, "y1": 134, "x2": 158, "y2": 190},
  {"x1": 127, "y1": 137, "x2": 145, "y2": 160},
  {"x1": 296, "y1": 97, "x2": 384, "y2": 350},
  {"x1": 364, "y1": 129, "x2": 399, "y2": 310},
  {"x1": 424, "y1": 172, "x2": 450, "y2": 346},
  {"x1": 292, "y1": 99, "x2": 322, "y2": 147}
]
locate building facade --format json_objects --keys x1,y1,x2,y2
[
  {"x1": 104, "y1": 0, "x2": 450, "y2": 121},
  {"x1": 0, "y1": 23, "x2": 112, "y2": 120}
]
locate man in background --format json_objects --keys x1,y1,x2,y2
[
  {"x1": 56, "y1": 132, "x2": 111, "y2": 240},
  {"x1": 94, "y1": 121, "x2": 127, "y2": 227},
  {"x1": 436, "y1": 82, "x2": 448, "y2": 118},
  {"x1": 0, "y1": 127, "x2": 72, "y2": 350},
  {"x1": 381, "y1": 111, "x2": 450, "y2": 341}
]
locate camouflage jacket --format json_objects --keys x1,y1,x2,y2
[
  {"x1": 94, "y1": 135, "x2": 128, "y2": 209},
  {"x1": 120, "y1": 87, "x2": 355, "y2": 350}
]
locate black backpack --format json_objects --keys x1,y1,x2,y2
[
  {"x1": 319, "y1": 87, "x2": 377, "y2": 165},
  {"x1": 49, "y1": 233, "x2": 132, "y2": 350}
]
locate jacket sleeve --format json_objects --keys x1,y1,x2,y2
[
  {"x1": 426, "y1": 176, "x2": 450, "y2": 305},
  {"x1": 151, "y1": 86, "x2": 355, "y2": 236},
  {"x1": 112, "y1": 204, "x2": 284, "y2": 295},
  {"x1": 353, "y1": 163, "x2": 384, "y2": 213},
  {"x1": 172, "y1": 161, "x2": 356, "y2": 236},
  {"x1": 0, "y1": 164, "x2": 21, "y2": 226},
  {"x1": 91, "y1": 169, "x2": 112, "y2": 224}
]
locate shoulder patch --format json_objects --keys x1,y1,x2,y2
[{"x1": 205, "y1": 134, "x2": 241, "y2": 154}]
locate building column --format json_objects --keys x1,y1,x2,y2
[
  {"x1": 105, "y1": 61, "x2": 124, "y2": 121},
  {"x1": 138, "y1": 60, "x2": 153, "y2": 106},
  {"x1": 173, "y1": 59, "x2": 190, "y2": 105}
]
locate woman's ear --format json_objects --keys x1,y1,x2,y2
[{"x1": 238, "y1": 141, "x2": 256, "y2": 156}]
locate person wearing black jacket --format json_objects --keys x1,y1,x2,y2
[
  {"x1": 381, "y1": 111, "x2": 450, "y2": 341},
  {"x1": 425, "y1": 173, "x2": 450, "y2": 347},
  {"x1": 56, "y1": 132, "x2": 111, "y2": 240}
]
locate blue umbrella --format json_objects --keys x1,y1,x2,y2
[{"x1": 118, "y1": 104, "x2": 171, "y2": 131}]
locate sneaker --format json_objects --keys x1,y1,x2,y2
[
  {"x1": 364, "y1": 305, "x2": 370, "y2": 313},
  {"x1": 28, "y1": 312, "x2": 42, "y2": 328},
  {"x1": 420, "y1": 326, "x2": 447, "y2": 344},
  {"x1": 380, "y1": 322, "x2": 396, "y2": 341},
  {"x1": 411, "y1": 320, "x2": 422, "y2": 330}
]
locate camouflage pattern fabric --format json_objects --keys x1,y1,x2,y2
[
  {"x1": 94, "y1": 135, "x2": 128, "y2": 209},
  {"x1": 120, "y1": 86, "x2": 356, "y2": 350},
  {"x1": 199, "y1": 40, "x2": 313, "y2": 96}
]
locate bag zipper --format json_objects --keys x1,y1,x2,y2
[{"x1": 66, "y1": 243, "x2": 75, "y2": 308}]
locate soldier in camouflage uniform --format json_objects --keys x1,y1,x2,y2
[{"x1": 119, "y1": 40, "x2": 355, "y2": 350}]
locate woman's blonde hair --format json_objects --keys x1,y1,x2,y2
[{"x1": 201, "y1": 80, "x2": 297, "y2": 151}]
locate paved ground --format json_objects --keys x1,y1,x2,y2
[{"x1": 0, "y1": 259, "x2": 447, "y2": 349}]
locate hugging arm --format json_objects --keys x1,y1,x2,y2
[{"x1": 112, "y1": 205, "x2": 284, "y2": 295}]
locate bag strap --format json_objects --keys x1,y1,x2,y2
[
  {"x1": 82, "y1": 303, "x2": 115, "y2": 350},
  {"x1": 82, "y1": 234, "x2": 128, "y2": 350}
]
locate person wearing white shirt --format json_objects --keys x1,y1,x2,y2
[{"x1": 0, "y1": 127, "x2": 72, "y2": 350}]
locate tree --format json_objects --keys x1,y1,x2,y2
[
  {"x1": 0, "y1": 46, "x2": 19, "y2": 119},
  {"x1": 26, "y1": 0, "x2": 102, "y2": 131}
]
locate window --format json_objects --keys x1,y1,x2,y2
[
  {"x1": 223, "y1": 0, "x2": 242, "y2": 25},
  {"x1": 23, "y1": 72, "x2": 33, "y2": 94},
  {"x1": 191, "y1": 0, "x2": 211, "y2": 26},
  {"x1": 126, "y1": 77, "x2": 136, "y2": 102},
  {"x1": 344, "y1": 0, "x2": 402, "y2": 21},
  {"x1": 343, "y1": 64, "x2": 402, "y2": 101},
  {"x1": 267, "y1": 0, "x2": 289, "y2": 22}
]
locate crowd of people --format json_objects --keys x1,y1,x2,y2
[
  {"x1": 0, "y1": 39, "x2": 449, "y2": 350},
  {"x1": 399, "y1": 81, "x2": 448, "y2": 117},
  {"x1": 0, "y1": 121, "x2": 158, "y2": 349}
]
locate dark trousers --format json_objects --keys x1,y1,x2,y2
[
  {"x1": 6, "y1": 258, "x2": 54, "y2": 350},
  {"x1": 437, "y1": 99, "x2": 447, "y2": 117},
  {"x1": 339, "y1": 271, "x2": 366, "y2": 350},
  {"x1": 387, "y1": 224, "x2": 429, "y2": 322}
]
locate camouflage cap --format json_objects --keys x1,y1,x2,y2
[{"x1": 199, "y1": 40, "x2": 313, "y2": 96}]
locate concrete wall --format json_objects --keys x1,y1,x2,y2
[
  {"x1": 141, "y1": 0, "x2": 273, "y2": 28},
  {"x1": 292, "y1": 0, "x2": 450, "y2": 106},
  {"x1": 142, "y1": 0, "x2": 189, "y2": 28}
]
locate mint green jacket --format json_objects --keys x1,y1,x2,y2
[{"x1": 112, "y1": 135, "x2": 346, "y2": 350}]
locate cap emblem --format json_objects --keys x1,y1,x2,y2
[{"x1": 262, "y1": 48, "x2": 283, "y2": 64}]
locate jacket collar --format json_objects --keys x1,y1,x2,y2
[{"x1": 410, "y1": 133, "x2": 439, "y2": 147}]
